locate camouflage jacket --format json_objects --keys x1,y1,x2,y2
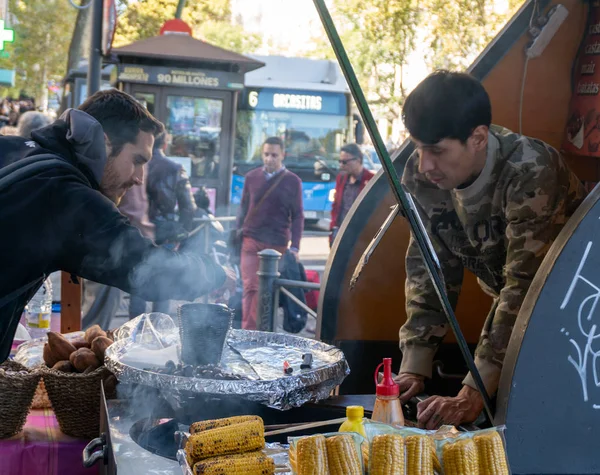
[{"x1": 400, "y1": 126, "x2": 585, "y2": 395}]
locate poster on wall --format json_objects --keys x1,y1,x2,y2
[{"x1": 563, "y1": 2, "x2": 600, "y2": 157}]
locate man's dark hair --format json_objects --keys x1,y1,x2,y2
[
  {"x1": 402, "y1": 70, "x2": 491, "y2": 145},
  {"x1": 340, "y1": 143, "x2": 363, "y2": 163},
  {"x1": 79, "y1": 89, "x2": 164, "y2": 157},
  {"x1": 263, "y1": 136, "x2": 284, "y2": 150},
  {"x1": 153, "y1": 131, "x2": 167, "y2": 151}
]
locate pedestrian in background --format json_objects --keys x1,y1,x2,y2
[{"x1": 236, "y1": 136, "x2": 304, "y2": 329}]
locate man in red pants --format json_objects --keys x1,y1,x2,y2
[{"x1": 237, "y1": 137, "x2": 304, "y2": 329}]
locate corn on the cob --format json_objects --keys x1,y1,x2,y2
[
  {"x1": 474, "y1": 431, "x2": 509, "y2": 475},
  {"x1": 406, "y1": 435, "x2": 434, "y2": 475},
  {"x1": 296, "y1": 434, "x2": 329, "y2": 475},
  {"x1": 193, "y1": 452, "x2": 275, "y2": 474},
  {"x1": 370, "y1": 434, "x2": 405, "y2": 475},
  {"x1": 326, "y1": 434, "x2": 362, "y2": 475},
  {"x1": 189, "y1": 415, "x2": 262, "y2": 434},
  {"x1": 443, "y1": 438, "x2": 479, "y2": 475},
  {"x1": 430, "y1": 437, "x2": 442, "y2": 473},
  {"x1": 186, "y1": 418, "x2": 265, "y2": 464}
]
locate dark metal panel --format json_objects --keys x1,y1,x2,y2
[{"x1": 495, "y1": 183, "x2": 600, "y2": 474}]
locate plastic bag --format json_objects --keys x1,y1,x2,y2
[
  {"x1": 363, "y1": 420, "x2": 510, "y2": 475},
  {"x1": 14, "y1": 331, "x2": 85, "y2": 368},
  {"x1": 112, "y1": 312, "x2": 178, "y2": 348},
  {"x1": 288, "y1": 431, "x2": 366, "y2": 474}
]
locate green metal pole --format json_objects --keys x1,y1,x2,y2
[
  {"x1": 312, "y1": 0, "x2": 494, "y2": 423},
  {"x1": 175, "y1": 0, "x2": 186, "y2": 19}
]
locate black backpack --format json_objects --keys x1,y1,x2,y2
[{"x1": 279, "y1": 250, "x2": 309, "y2": 333}]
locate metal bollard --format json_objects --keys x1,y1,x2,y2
[{"x1": 256, "y1": 249, "x2": 282, "y2": 332}]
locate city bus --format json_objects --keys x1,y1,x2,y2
[{"x1": 232, "y1": 55, "x2": 352, "y2": 224}]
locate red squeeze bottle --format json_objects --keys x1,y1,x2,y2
[{"x1": 371, "y1": 358, "x2": 405, "y2": 427}]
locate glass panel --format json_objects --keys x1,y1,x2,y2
[
  {"x1": 234, "y1": 109, "x2": 348, "y2": 179},
  {"x1": 134, "y1": 92, "x2": 156, "y2": 116},
  {"x1": 165, "y1": 95, "x2": 223, "y2": 179}
]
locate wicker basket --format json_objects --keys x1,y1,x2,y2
[
  {"x1": 42, "y1": 366, "x2": 113, "y2": 439},
  {"x1": 0, "y1": 360, "x2": 41, "y2": 439}
]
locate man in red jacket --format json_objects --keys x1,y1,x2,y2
[{"x1": 330, "y1": 143, "x2": 374, "y2": 245}]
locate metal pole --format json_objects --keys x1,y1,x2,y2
[
  {"x1": 256, "y1": 249, "x2": 282, "y2": 332},
  {"x1": 87, "y1": 0, "x2": 103, "y2": 97},
  {"x1": 312, "y1": 0, "x2": 494, "y2": 423},
  {"x1": 175, "y1": 0, "x2": 186, "y2": 19}
]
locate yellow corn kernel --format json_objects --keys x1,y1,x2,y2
[
  {"x1": 186, "y1": 419, "x2": 264, "y2": 464},
  {"x1": 370, "y1": 434, "x2": 405, "y2": 475},
  {"x1": 296, "y1": 434, "x2": 329, "y2": 475},
  {"x1": 326, "y1": 434, "x2": 362, "y2": 475},
  {"x1": 189, "y1": 415, "x2": 262, "y2": 434},
  {"x1": 429, "y1": 436, "x2": 442, "y2": 473},
  {"x1": 406, "y1": 435, "x2": 434, "y2": 475},
  {"x1": 443, "y1": 438, "x2": 479, "y2": 475},
  {"x1": 474, "y1": 431, "x2": 509, "y2": 475},
  {"x1": 193, "y1": 452, "x2": 275, "y2": 474}
]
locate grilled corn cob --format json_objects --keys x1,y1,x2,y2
[
  {"x1": 296, "y1": 434, "x2": 329, "y2": 475},
  {"x1": 186, "y1": 418, "x2": 265, "y2": 464},
  {"x1": 443, "y1": 438, "x2": 479, "y2": 475},
  {"x1": 189, "y1": 415, "x2": 262, "y2": 434},
  {"x1": 326, "y1": 434, "x2": 362, "y2": 475},
  {"x1": 193, "y1": 452, "x2": 275, "y2": 474},
  {"x1": 406, "y1": 435, "x2": 434, "y2": 475},
  {"x1": 474, "y1": 431, "x2": 509, "y2": 475},
  {"x1": 370, "y1": 434, "x2": 405, "y2": 475}
]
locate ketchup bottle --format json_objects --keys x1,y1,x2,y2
[{"x1": 371, "y1": 358, "x2": 405, "y2": 427}]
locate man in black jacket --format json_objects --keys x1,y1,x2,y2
[
  {"x1": 0, "y1": 89, "x2": 229, "y2": 361},
  {"x1": 147, "y1": 131, "x2": 197, "y2": 244}
]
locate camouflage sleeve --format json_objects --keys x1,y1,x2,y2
[
  {"x1": 400, "y1": 224, "x2": 464, "y2": 379},
  {"x1": 462, "y1": 157, "x2": 580, "y2": 395}
]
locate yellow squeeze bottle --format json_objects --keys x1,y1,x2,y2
[{"x1": 339, "y1": 405, "x2": 367, "y2": 437}]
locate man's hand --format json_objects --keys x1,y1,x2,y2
[
  {"x1": 290, "y1": 249, "x2": 299, "y2": 262},
  {"x1": 416, "y1": 385, "x2": 484, "y2": 430},
  {"x1": 394, "y1": 372, "x2": 426, "y2": 404}
]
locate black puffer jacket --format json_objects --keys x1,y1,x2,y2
[
  {"x1": 0, "y1": 109, "x2": 225, "y2": 361},
  {"x1": 147, "y1": 150, "x2": 197, "y2": 243}
]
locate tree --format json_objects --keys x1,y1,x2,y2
[
  {"x1": 2, "y1": 0, "x2": 78, "y2": 105},
  {"x1": 113, "y1": 0, "x2": 261, "y2": 54}
]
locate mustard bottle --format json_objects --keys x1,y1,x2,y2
[{"x1": 339, "y1": 405, "x2": 367, "y2": 437}]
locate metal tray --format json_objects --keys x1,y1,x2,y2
[{"x1": 105, "y1": 329, "x2": 349, "y2": 411}]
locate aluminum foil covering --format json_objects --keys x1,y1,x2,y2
[{"x1": 105, "y1": 315, "x2": 349, "y2": 411}]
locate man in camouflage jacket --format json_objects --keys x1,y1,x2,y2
[{"x1": 397, "y1": 71, "x2": 585, "y2": 428}]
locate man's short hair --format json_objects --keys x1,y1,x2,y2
[
  {"x1": 263, "y1": 136, "x2": 284, "y2": 150},
  {"x1": 78, "y1": 89, "x2": 164, "y2": 157},
  {"x1": 340, "y1": 143, "x2": 363, "y2": 163},
  {"x1": 402, "y1": 70, "x2": 491, "y2": 145},
  {"x1": 17, "y1": 111, "x2": 51, "y2": 139},
  {"x1": 153, "y1": 131, "x2": 167, "y2": 151}
]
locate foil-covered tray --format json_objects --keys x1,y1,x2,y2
[{"x1": 105, "y1": 323, "x2": 349, "y2": 411}]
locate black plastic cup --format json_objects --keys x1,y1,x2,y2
[{"x1": 178, "y1": 303, "x2": 233, "y2": 366}]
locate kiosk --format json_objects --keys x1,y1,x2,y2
[{"x1": 111, "y1": 31, "x2": 264, "y2": 212}]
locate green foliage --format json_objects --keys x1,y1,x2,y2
[
  {"x1": 113, "y1": 0, "x2": 260, "y2": 53},
  {"x1": 324, "y1": 0, "x2": 523, "y2": 123},
  {"x1": 4, "y1": 0, "x2": 77, "y2": 100}
]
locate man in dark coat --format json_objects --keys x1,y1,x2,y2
[{"x1": 0, "y1": 89, "x2": 230, "y2": 361}]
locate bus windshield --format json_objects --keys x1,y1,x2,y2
[{"x1": 234, "y1": 109, "x2": 349, "y2": 179}]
